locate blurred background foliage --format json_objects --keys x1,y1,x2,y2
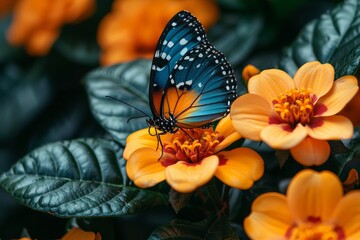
[{"x1": 0, "y1": 0, "x2": 355, "y2": 239}]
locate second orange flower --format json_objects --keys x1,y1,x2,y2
[{"x1": 231, "y1": 61, "x2": 359, "y2": 166}]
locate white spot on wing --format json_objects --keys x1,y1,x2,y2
[
  {"x1": 167, "y1": 41, "x2": 174, "y2": 48},
  {"x1": 180, "y1": 48, "x2": 188, "y2": 56},
  {"x1": 180, "y1": 38, "x2": 188, "y2": 45}
]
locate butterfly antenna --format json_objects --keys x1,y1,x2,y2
[
  {"x1": 179, "y1": 127, "x2": 194, "y2": 141},
  {"x1": 105, "y1": 96, "x2": 151, "y2": 118},
  {"x1": 127, "y1": 115, "x2": 148, "y2": 123}
]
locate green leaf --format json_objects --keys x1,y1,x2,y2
[
  {"x1": 0, "y1": 138, "x2": 168, "y2": 217},
  {"x1": 55, "y1": 33, "x2": 99, "y2": 65},
  {"x1": 278, "y1": 0, "x2": 360, "y2": 77},
  {"x1": 149, "y1": 214, "x2": 239, "y2": 240},
  {"x1": 209, "y1": 13, "x2": 263, "y2": 66},
  {"x1": 0, "y1": 60, "x2": 53, "y2": 141},
  {"x1": 85, "y1": 60, "x2": 151, "y2": 145}
]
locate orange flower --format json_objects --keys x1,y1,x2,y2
[
  {"x1": 242, "y1": 64, "x2": 260, "y2": 84},
  {"x1": 60, "y1": 228, "x2": 101, "y2": 240},
  {"x1": 0, "y1": 0, "x2": 18, "y2": 17},
  {"x1": 244, "y1": 169, "x2": 360, "y2": 239},
  {"x1": 231, "y1": 61, "x2": 359, "y2": 166},
  {"x1": 97, "y1": 0, "x2": 219, "y2": 66},
  {"x1": 15, "y1": 228, "x2": 101, "y2": 240},
  {"x1": 123, "y1": 115, "x2": 264, "y2": 193},
  {"x1": 7, "y1": 0, "x2": 95, "y2": 55}
]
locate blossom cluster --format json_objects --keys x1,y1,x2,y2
[{"x1": 124, "y1": 61, "x2": 359, "y2": 239}]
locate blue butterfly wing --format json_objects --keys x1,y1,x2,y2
[
  {"x1": 160, "y1": 43, "x2": 237, "y2": 128},
  {"x1": 149, "y1": 10, "x2": 208, "y2": 116}
]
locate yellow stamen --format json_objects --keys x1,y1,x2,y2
[
  {"x1": 162, "y1": 128, "x2": 224, "y2": 165},
  {"x1": 272, "y1": 88, "x2": 314, "y2": 127},
  {"x1": 286, "y1": 219, "x2": 345, "y2": 240}
]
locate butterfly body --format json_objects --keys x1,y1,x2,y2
[
  {"x1": 147, "y1": 10, "x2": 237, "y2": 136},
  {"x1": 147, "y1": 114, "x2": 178, "y2": 135}
]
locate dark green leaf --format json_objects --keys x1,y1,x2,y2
[
  {"x1": 269, "y1": 0, "x2": 311, "y2": 20},
  {"x1": 149, "y1": 214, "x2": 239, "y2": 240},
  {"x1": 0, "y1": 138, "x2": 168, "y2": 217},
  {"x1": 0, "y1": 60, "x2": 53, "y2": 142},
  {"x1": 335, "y1": 128, "x2": 360, "y2": 176},
  {"x1": 278, "y1": 0, "x2": 360, "y2": 77},
  {"x1": 209, "y1": 13, "x2": 263, "y2": 66},
  {"x1": 55, "y1": 34, "x2": 99, "y2": 65},
  {"x1": 169, "y1": 189, "x2": 192, "y2": 214},
  {"x1": 85, "y1": 60, "x2": 150, "y2": 145}
]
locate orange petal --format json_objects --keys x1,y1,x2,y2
[
  {"x1": 293, "y1": 61, "x2": 334, "y2": 98},
  {"x1": 123, "y1": 128, "x2": 157, "y2": 160},
  {"x1": 65, "y1": 0, "x2": 95, "y2": 23},
  {"x1": 331, "y1": 191, "x2": 360, "y2": 238},
  {"x1": 123, "y1": 128, "x2": 172, "y2": 160},
  {"x1": 244, "y1": 193, "x2": 292, "y2": 239},
  {"x1": 214, "y1": 132, "x2": 241, "y2": 153},
  {"x1": 214, "y1": 115, "x2": 241, "y2": 152},
  {"x1": 215, "y1": 114, "x2": 237, "y2": 138},
  {"x1": 165, "y1": 155, "x2": 219, "y2": 193},
  {"x1": 287, "y1": 169, "x2": 343, "y2": 223},
  {"x1": 290, "y1": 137, "x2": 330, "y2": 166},
  {"x1": 126, "y1": 147, "x2": 166, "y2": 188},
  {"x1": 343, "y1": 169, "x2": 359, "y2": 186},
  {"x1": 230, "y1": 94, "x2": 271, "y2": 141},
  {"x1": 242, "y1": 64, "x2": 260, "y2": 83},
  {"x1": 60, "y1": 228, "x2": 98, "y2": 240},
  {"x1": 307, "y1": 115, "x2": 354, "y2": 140},
  {"x1": 315, "y1": 75, "x2": 359, "y2": 116},
  {"x1": 26, "y1": 29, "x2": 59, "y2": 56},
  {"x1": 260, "y1": 123, "x2": 308, "y2": 149},
  {"x1": 215, "y1": 148, "x2": 264, "y2": 189},
  {"x1": 247, "y1": 69, "x2": 294, "y2": 105}
]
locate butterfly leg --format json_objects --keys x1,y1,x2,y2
[{"x1": 157, "y1": 134, "x2": 164, "y2": 160}]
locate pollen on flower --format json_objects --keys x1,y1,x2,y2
[
  {"x1": 285, "y1": 218, "x2": 345, "y2": 240},
  {"x1": 272, "y1": 88, "x2": 316, "y2": 128},
  {"x1": 162, "y1": 128, "x2": 224, "y2": 165}
]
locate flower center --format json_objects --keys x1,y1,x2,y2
[
  {"x1": 272, "y1": 88, "x2": 315, "y2": 128},
  {"x1": 162, "y1": 128, "x2": 224, "y2": 165},
  {"x1": 286, "y1": 218, "x2": 345, "y2": 240}
]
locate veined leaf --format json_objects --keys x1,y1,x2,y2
[
  {"x1": 0, "y1": 138, "x2": 168, "y2": 217},
  {"x1": 85, "y1": 60, "x2": 151, "y2": 145},
  {"x1": 149, "y1": 214, "x2": 239, "y2": 240},
  {"x1": 278, "y1": 0, "x2": 360, "y2": 78}
]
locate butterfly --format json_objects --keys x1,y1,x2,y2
[{"x1": 146, "y1": 10, "x2": 237, "y2": 138}]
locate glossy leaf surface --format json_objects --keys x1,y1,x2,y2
[
  {"x1": 85, "y1": 60, "x2": 151, "y2": 145},
  {"x1": 0, "y1": 138, "x2": 168, "y2": 217},
  {"x1": 279, "y1": 0, "x2": 360, "y2": 77}
]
